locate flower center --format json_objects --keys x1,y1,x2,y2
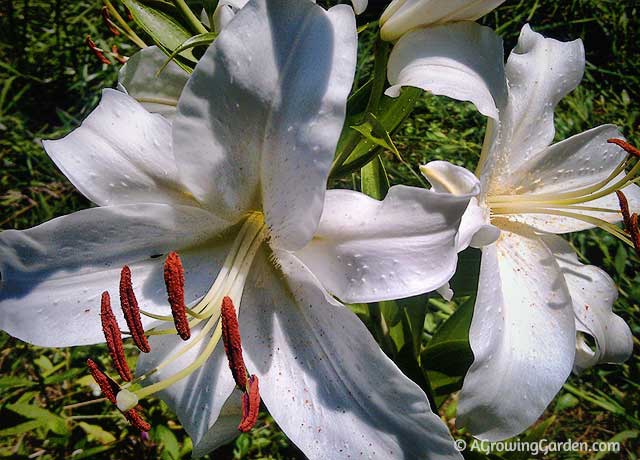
[
  {"x1": 87, "y1": 212, "x2": 267, "y2": 431},
  {"x1": 486, "y1": 139, "x2": 640, "y2": 249}
]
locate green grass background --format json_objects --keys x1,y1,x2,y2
[{"x1": 0, "y1": 0, "x2": 638, "y2": 458}]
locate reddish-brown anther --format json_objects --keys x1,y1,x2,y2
[
  {"x1": 630, "y1": 214, "x2": 640, "y2": 255},
  {"x1": 221, "y1": 296, "x2": 247, "y2": 388},
  {"x1": 101, "y1": 291, "x2": 132, "y2": 382},
  {"x1": 608, "y1": 138, "x2": 640, "y2": 158},
  {"x1": 101, "y1": 6, "x2": 120, "y2": 36},
  {"x1": 616, "y1": 191, "x2": 633, "y2": 232},
  {"x1": 85, "y1": 36, "x2": 111, "y2": 65},
  {"x1": 164, "y1": 252, "x2": 190, "y2": 340},
  {"x1": 87, "y1": 358, "x2": 118, "y2": 403},
  {"x1": 86, "y1": 359, "x2": 151, "y2": 432},
  {"x1": 238, "y1": 375, "x2": 260, "y2": 433},
  {"x1": 124, "y1": 409, "x2": 152, "y2": 432},
  {"x1": 110, "y1": 45, "x2": 128, "y2": 65},
  {"x1": 119, "y1": 266, "x2": 151, "y2": 353}
]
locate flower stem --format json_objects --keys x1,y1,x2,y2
[{"x1": 174, "y1": 0, "x2": 208, "y2": 34}]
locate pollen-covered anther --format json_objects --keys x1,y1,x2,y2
[
  {"x1": 608, "y1": 138, "x2": 640, "y2": 159},
  {"x1": 100, "y1": 291, "x2": 132, "y2": 382},
  {"x1": 86, "y1": 359, "x2": 151, "y2": 432},
  {"x1": 110, "y1": 45, "x2": 128, "y2": 65},
  {"x1": 238, "y1": 375, "x2": 260, "y2": 433},
  {"x1": 101, "y1": 6, "x2": 120, "y2": 36},
  {"x1": 164, "y1": 252, "x2": 190, "y2": 341},
  {"x1": 221, "y1": 296, "x2": 247, "y2": 388},
  {"x1": 119, "y1": 266, "x2": 151, "y2": 353},
  {"x1": 85, "y1": 35, "x2": 111, "y2": 65},
  {"x1": 616, "y1": 191, "x2": 633, "y2": 232},
  {"x1": 630, "y1": 213, "x2": 640, "y2": 255}
]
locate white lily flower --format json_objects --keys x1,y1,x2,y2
[
  {"x1": 408, "y1": 23, "x2": 637, "y2": 441},
  {"x1": 212, "y1": 0, "x2": 367, "y2": 34},
  {"x1": 117, "y1": 46, "x2": 188, "y2": 120},
  {"x1": 0, "y1": 0, "x2": 470, "y2": 457},
  {"x1": 380, "y1": 0, "x2": 504, "y2": 42}
]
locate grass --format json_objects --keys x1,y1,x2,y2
[{"x1": 0, "y1": 0, "x2": 638, "y2": 459}]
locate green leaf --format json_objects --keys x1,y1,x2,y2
[
  {"x1": 449, "y1": 248, "x2": 481, "y2": 298},
  {"x1": 6, "y1": 402, "x2": 69, "y2": 436},
  {"x1": 351, "y1": 113, "x2": 401, "y2": 160},
  {"x1": 553, "y1": 393, "x2": 580, "y2": 412},
  {"x1": 360, "y1": 155, "x2": 389, "y2": 200},
  {"x1": 422, "y1": 297, "x2": 475, "y2": 406},
  {"x1": 0, "y1": 420, "x2": 46, "y2": 437},
  {"x1": 331, "y1": 87, "x2": 421, "y2": 177},
  {"x1": 122, "y1": 0, "x2": 196, "y2": 64},
  {"x1": 0, "y1": 376, "x2": 35, "y2": 389},
  {"x1": 159, "y1": 32, "x2": 217, "y2": 74},
  {"x1": 77, "y1": 422, "x2": 117, "y2": 445},
  {"x1": 153, "y1": 424, "x2": 181, "y2": 460}
]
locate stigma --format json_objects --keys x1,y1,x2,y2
[
  {"x1": 487, "y1": 139, "x2": 640, "y2": 252},
  {"x1": 87, "y1": 212, "x2": 267, "y2": 431}
]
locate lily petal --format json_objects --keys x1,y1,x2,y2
[
  {"x1": 386, "y1": 22, "x2": 506, "y2": 120},
  {"x1": 457, "y1": 223, "x2": 575, "y2": 441},
  {"x1": 136, "y1": 328, "x2": 241, "y2": 456},
  {"x1": 294, "y1": 184, "x2": 476, "y2": 303},
  {"x1": 485, "y1": 25, "x2": 585, "y2": 187},
  {"x1": 43, "y1": 89, "x2": 194, "y2": 207},
  {"x1": 173, "y1": 0, "x2": 356, "y2": 248},
  {"x1": 498, "y1": 125, "x2": 640, "y2": 233},
  {"x1": 0, "y1": 204, "x2": 230, "y2": 346},
  {"x1": 240, "y1": 250, "x2": 462, "y2": 460},
  {"x1": 118, "y1": 46, "x2": 188, "y2": 120},
  {"x1": 540, "y1": 235, "x2": 633, "y2": 373},
  {"x1": 380, "y1": 0, "x2": 505, "y2": 42},
  {"x1": 420, "y1": 161, "x2": 499, "y2": 250}
]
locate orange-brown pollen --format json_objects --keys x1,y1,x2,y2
[
  {"x1": 119, "y1": 266, "x2": 150, "y2": 353},
  {"x1": 86, "y1": 359, "x2": 150, "y2": 432},
  {"x1": 100, "y1": 291, "x2": 132, "y2": 382},
  {"x1": 164, "y1": 252, "x2": 191, "y2": 341}
]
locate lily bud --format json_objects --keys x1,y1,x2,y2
[{"x1": 380, "y1": 0, "x2": 505, "y2": 42}]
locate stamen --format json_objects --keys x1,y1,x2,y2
[
  {"x1": 85, "y1": 36, "x2": 111, "y2": 65},
  {"x1": 164, "y1": 252, "x2": 190, "y2": 340},
  {"x1": 238, "y1": 375, "x2": 260, "y2": 433},
  {"x1": 221, "y1": 296, "x2": 247, "y2": 388},
  {"x1": 608, "y1": 138, "x2": 640, "y2": 158},
  {"x1": 630, "y1": 214, "x2": 640, "y2": 254},
  {"x1": 86, "y1": 358, "x2": 117, "y2": 402},
  {"x1": 110, "y1": 45, "x2": 128, "y2": 65},
  {"x1": 100, "y1": 291, "x2": 132, "y2": 382},
  {"x1": 616, "y1": 191, "x2": 633, "y2": 232},
  {"x1": 101, "y1": 6, "x2": 120, "y2": 36},
  {"x1": 86, "y1": 359, "x2": 151, "y2": 432},
  {"x1": 119, "y1": 266, "x2": 151, "y2": 353}
]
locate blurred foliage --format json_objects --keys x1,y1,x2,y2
[{"x1": 0, "y1": 0, "x2": 639, "y2": 459}]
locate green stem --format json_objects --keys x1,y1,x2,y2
[
  {"x1": 174, "y1": 0, "x2": 208, "y2": 34},
  {"x1": 105, "y1": 0, "x2": 146, "y2": 48}
]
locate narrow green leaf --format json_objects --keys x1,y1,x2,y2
[
  {"x1": 421, "y1": 297, "x2": 475, "y2": 406},
  {"x1": 0, "y1": 420, "x2": 45, "y2": 437},
  {"x1": 159, "y1": 32, "x2": 216, "y2": 74},
  {"x1": 449, "y1": 248, "x2": 481, "y2": 297},
  {"x1": 122, "y1": 0, "x2": 196, "y2": 63},
  {"x1": 351, "y1": 113, "x2": 401, "y2": 160},
  {"x1": 0, "y1": 376, "x2": 35, "y2": 389},
  {"x1": 360, "y1": 154, "x2": 389, "y2": 200},
  {"x1": 77, "y1": 422, "x2": 117, "y2": 445},
  {"x1": 153, "y1": 425, "x2": 181, "y2": 460},
  {"x1": 6, "y1": 402, "x2": 69, "y2": 436}
]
